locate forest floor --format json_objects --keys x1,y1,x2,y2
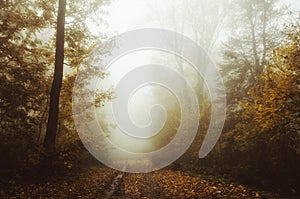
[{"x1": 0, "y1": 165, "x2": 287, "y2": 199}]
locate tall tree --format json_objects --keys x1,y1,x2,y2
[
  {"x1": 216, "y1": 0, "x2": 284, "y2": 154},
  {"x1": 203, "y1": 1, "x2": 299, "y2": 190},
  {"x1": 243, "y1": 23, "x2": 300, "y2": 150},
  {"x1": 44, "y1": 0, "x2": 67, "y2": 150},
  {"x1": 0, "y1": 0, "x2": 111, "y2": 174},
  {"x1": 234, "y1": 23, "x2": 300, "y2": 190},
  {"x1": 202, "y1": 0, "x2": 284, "y2": 170},
  {"x1": 43, "y1": 0, "x2": 112, "y2": 151},
  {"x1": 220, "y1": 0, "x2": 283, "y2": 129},
  {"x1": 0, "y1": 0, "x2": 52, "y2": 172}
]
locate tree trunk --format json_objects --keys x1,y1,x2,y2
[
  {"x1": 43, "y1": 0, "x2": 66, "y2": 151},
  {"x1": 261, "y1": 0, "x2": 268, "y2": 69},
  {"x1": 37, "y1": 87, "x2": 50, "y2": 145},
  {"x1": 247, "y1": 2, "x2": 260, "y2": 76}
]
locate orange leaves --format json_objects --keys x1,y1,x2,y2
[
  {"x1": 120, "y1": 173, "x2": 165, "y2": 198},
  {"x1": 122, "y1": 174, "x2": 143, "y2": 198},
  {"x1": 1, "y1": 167, "x2": 118, "y2": 198},
  {"x1": 242, "y1": 24, "x2": 300, "y2": 134},
  {"x1": 152, "y1": 170, "x2": 275, "y2": 198},
  {"x1": 0, "y1": 167, "x2": 283, "y2": 198},
  {"x1": 63, "y1": 161, "x2": 73, "y2": 169},
  {"x1": 153, "y1": 170, "x2": 205, "y2": 198}
]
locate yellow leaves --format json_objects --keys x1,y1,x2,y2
[
  {"x1": 63, "y1": 161, "x2": 73, "y2": 169},
  {"x1": 255, "y1": 192, "x2": 260, "y2": 197},
  {"x1": 242, "y1": 30, "x2": 300, "y2": 131},
  {"x1": 3, "y1": 167, "x2": 121, "y2": 198},
  {"x1": 2, "y1": 167, "x2": 282, "y2": 198},
  {"x1": 238, "y1": 185, "x2": 246, "y2": 191},
  {"x1": 257, "y1": 104, "x2": 263, "y2": 112},
  {"x1": 151, "y1": 170, "x2": 274, "y2": 198}
]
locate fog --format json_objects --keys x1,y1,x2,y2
[{"x1": 91, "y1": 0, "x2": 300, "y2": 158}]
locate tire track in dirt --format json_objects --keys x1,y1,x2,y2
[{"x1": 103, "y1": 172, "x2": 124, "y2": 199}]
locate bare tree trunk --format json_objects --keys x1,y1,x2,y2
[
  {"x1": 43, "y1": 0, "x2": 66, "y2": 151},
  {"x1": 37, "y1": 87, "x2": 50, "y2": 145},
  {"x1": 261, "y1": 0, "x2": 268, "y2": 69},
  {"x1": 247, "y1": 2, "x2": 260, "y2": 76}
]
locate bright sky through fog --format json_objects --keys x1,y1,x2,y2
[
  {"x1": 104, "y1": 0, "x2": 300, "y2": 33},
  {"x1": 105, "y1": 0, "x2": 153, "y2": 32}
]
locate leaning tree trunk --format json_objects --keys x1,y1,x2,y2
[{"x1": 44, "y1": 0, "x2": 66, "y2": 151}]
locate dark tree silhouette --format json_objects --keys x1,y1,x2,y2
[{"x1": 44, "y1": 0, "x2": 67, "y2": 150}]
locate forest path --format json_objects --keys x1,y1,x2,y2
[{"x1": 1, "y1": 166, "x2": 284, "y2": 198}]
